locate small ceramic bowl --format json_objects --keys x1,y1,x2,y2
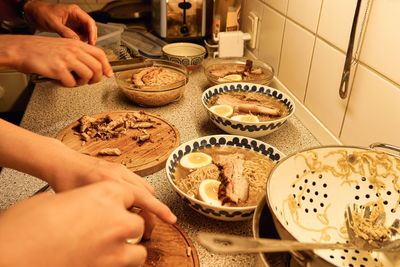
[
  {"x1": 202, "y1": 83, "x2": 295, "y2": 138},
  {"x1": 162, "y1": 42, "x2": 206, "y2": 70},
  {"x1": 165, "y1": 135, "x2": 284, "y2": 221}
]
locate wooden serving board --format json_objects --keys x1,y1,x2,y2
[
  {"x1": 142, "y1": 218, "x2": 200, "y2": 267},
  {"x1": 56, "y1": 111, "x2": 180, "y2": 176}
]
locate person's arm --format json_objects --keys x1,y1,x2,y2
[
  {"x1": 0, "y1": 180, "x2": 176, "y2": 267},
  {"x1": 0, "y1": 0, "x2": 97, "y2": 45},
  {"x1": 0, "y1": 34, "x2": 113, "y2": 86},
  {"x1": 23, "y1": 0, "x2": 98, "y2": 45},
  {"x1": 0, "y1": 118, "x2": 176, "y2": 237},
  {"x1": 0, "y1": 119, "x2": 151, "y2": 195}
]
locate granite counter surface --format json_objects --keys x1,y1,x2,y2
[{"x1": 0, "y1": 67, "x2": 320, "y2": 266}]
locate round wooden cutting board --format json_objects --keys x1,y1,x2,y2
[
  {"x1": 56, "y1": 111, "x2": 180, "y2": 176},
  {"x1": 142, "y1": 218, "x2": 200, "y2": 267}
]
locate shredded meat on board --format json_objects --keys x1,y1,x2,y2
[{"x1": 74, "y1": 111, "x2": 155, "y2": 144}]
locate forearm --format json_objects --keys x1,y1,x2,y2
[
  {"x1": 0, "y1": 119, "x2": 73, "y2": 184},
  {"x1": 0, "y1": 35, "x2": 21, "y2": 70}
]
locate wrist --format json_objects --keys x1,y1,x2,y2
[{"x1": 0, "y1": 35, "x2": 21, "y2": 70}]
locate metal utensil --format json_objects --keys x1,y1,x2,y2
[
  {"x1": 339, "y1": 0, "x2": 362, "y2": 99},
  {"x1": 345, "y1": 203, "x2": 400, "y2": 251},
  {"x1": 199, "y1": 205, "x2": 400, "y2": 255},
  {"x1": 198, "y1": 231, "x2": 400, "y2": 254},
  {"x1": 30, "y1": 58, "x2": 153, "y2": 83}
]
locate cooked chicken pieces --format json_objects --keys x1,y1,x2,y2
[{"x1": 132, "y1": 67, "x2": 185, "y2": 88}]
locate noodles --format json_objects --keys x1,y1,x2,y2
[
  {"x1": 175, "y1": 164, "x2": 219, "y2": 198},
  {"x1": 295, "y1": 149, "x2": 400, "y2": 189},
  {"x1": 173, "y1": 146, "x2": 275, "y2": 207},
  {"x1": 349, "y1": 199, "x2": 391, "y2": 247}
]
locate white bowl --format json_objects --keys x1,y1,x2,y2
[
  {"x1": 202, "y1": 82, "x2": 295, "y2": 138},
  {"x1": 162, "y1": 42, "x2": 206, "y2": 69},
  {"x1": 166, "y1": 135, "x2": 284, "y2": 221},
  {"x1": 267, "y1": 145, "x2": 400, "y2": 267}
]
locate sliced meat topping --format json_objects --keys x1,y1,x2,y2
[{"x1": 214, "y1": 153, "x2": 248, "y2": 205}]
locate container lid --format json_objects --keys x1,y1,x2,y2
[{"x1": 122, "y1": 30, "x2": 167, "y2": 58}]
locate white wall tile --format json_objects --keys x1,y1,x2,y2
[
  {"x1": 318, "y1": 0, "x2": 369, "y2": 51},
  {"x1": 341, "y1": 65, "x2": 400, "y2": 147},
  {"x1": 305, "y1": 39, "x2": 347, "y2": 136},
  {"x1": 278, "y1": 20, "x2": 315, "y2": 101},
  {"x1": 262, "y1": 0, "x2": 288, "y2": 14},
  {"x1": 241, "y1": 0, "x2": 265, "y2": 57},
  {"x1": 257, "y1": 5, "x2": 285, "y2": 72},
  {"x1": 360, "y1": 0, "x2": 400, "y2": 85},
  {"x1": 287, "y1": 0, "x2": 322, "y2": 33}
]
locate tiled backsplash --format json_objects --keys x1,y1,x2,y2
[{"x1": 242, "y1": 0, "x2": 400, "y2": 147}]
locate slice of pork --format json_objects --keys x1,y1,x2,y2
[
  {"x1": 214, "y1": 153, "x2": 248, "y2": 205},
  {"x1": 215, "y1": 94, "x2": 281, "y2": 117}
]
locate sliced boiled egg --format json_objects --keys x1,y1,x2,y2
[
  {"x1": 199, "y1": 179, "x2": 222, "y2": 207},
  {"x1": 209, "y1": 104, "x2": 234, "y2": 118},
  {"x1": 180, "y1": 152, "x2": 212, "y2": 169},
  {"x1": 218, "y1": 74, "x2": 243, "y2": 82},
  {"x1": 231, "y1": 114, "x2": 260, "y2": 123}
]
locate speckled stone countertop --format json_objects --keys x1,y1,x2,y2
[{"x1": 0, "y1": 66, "x2": 319, "y2": 266}]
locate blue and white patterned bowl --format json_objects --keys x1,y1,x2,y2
[
  {"x1": 162, "y1": 42, "x2": 206, "y2": 70},
  {"x1": 202, "y1": 82, "x2": 295, "y2": 138},
  {"x1": 166, "y1": 135, "x2": 284, "y2": 221}
]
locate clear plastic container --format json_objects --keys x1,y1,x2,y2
[{"x1": 96, "y1": 23, "x2": 124, "y2": 58}]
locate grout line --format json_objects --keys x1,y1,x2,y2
[
  {"x1": 276, "y1": 16, "x2": 287, "y2": 78},
  {"x1": 303, "y1": 0, "x2": 324, "y2": 104}
]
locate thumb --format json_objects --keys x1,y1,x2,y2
[{"x1": 56, "y1": 24, "x2": 80, "y2": 41}]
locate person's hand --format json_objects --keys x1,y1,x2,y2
[
  {"x1": 0, "y1": 34, "x2": 113, "y2": 87},
  {"x1": 23, "y1": 0, "x2": 97, "y2": 45},
  {"x1": 0, "y1": 180, "x2": 176, "y2": 267}
]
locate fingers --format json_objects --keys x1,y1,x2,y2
[
  {"x1": 54, "y1": 22, "x2": 80, "y2": 41},
  {"x1": 121, "y1": 244, "x2": 147, "y2": 267},
  {"x1": 121, "y1": 170, "x2": 155, "y2": 195},
  {"x1": 84, "y1": 45, "x2": 113, "y2": 77},
  {"x1": 72, "y1": 6, "x2": 98, "y2": 45},
  {"x1": 138, "y1": 210, "x2": 156, "y2": 240},
  {"x1": 75, "y1": 51, "x2": 103, "y2": 84},
  {"x1": 122, "y1": 212, "x2": 145, "y2": 243},
  {"x1": 118, "y1": 182, "x2": 177, "y2": 225},
  {"x1": 55, "y1": 42, "x2": 110, "y2": 87}
]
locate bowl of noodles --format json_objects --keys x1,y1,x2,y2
[
  {"x1": 166, "y1": 135, "x2": 284, "y2": 221},
  {"x1": 266, "y1": 143, "x2": 400, "y2": 267},
  {"x1": 115, "y1": 59, "x2": 188, "y2": 107},
  {"x1": 202, "y1": 82, "x2": 295, "y2": 138}
]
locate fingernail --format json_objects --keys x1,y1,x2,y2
[
  {"x1": 107, "y1": 70, "x2": 114, "y2": 78},
  {"x1": 170, "y1": 213, "x2": 177, "y2": 223}
]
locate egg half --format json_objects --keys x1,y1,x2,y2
[
  {"x1": 198, "y1": 179, "x2": 222, "y2": 207},
  {"x1": 180, "y1": 152, "x2": 212, "y2": 169},
  {"x1": 219, "y1": 74, "x2": 243, "y2": 82},
  {"x1": 209, "y1": 104, "x2": 234, "y2": 118},
  {"x1": 231, "y1": 114, "x2": 260, "y2": 123}
]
